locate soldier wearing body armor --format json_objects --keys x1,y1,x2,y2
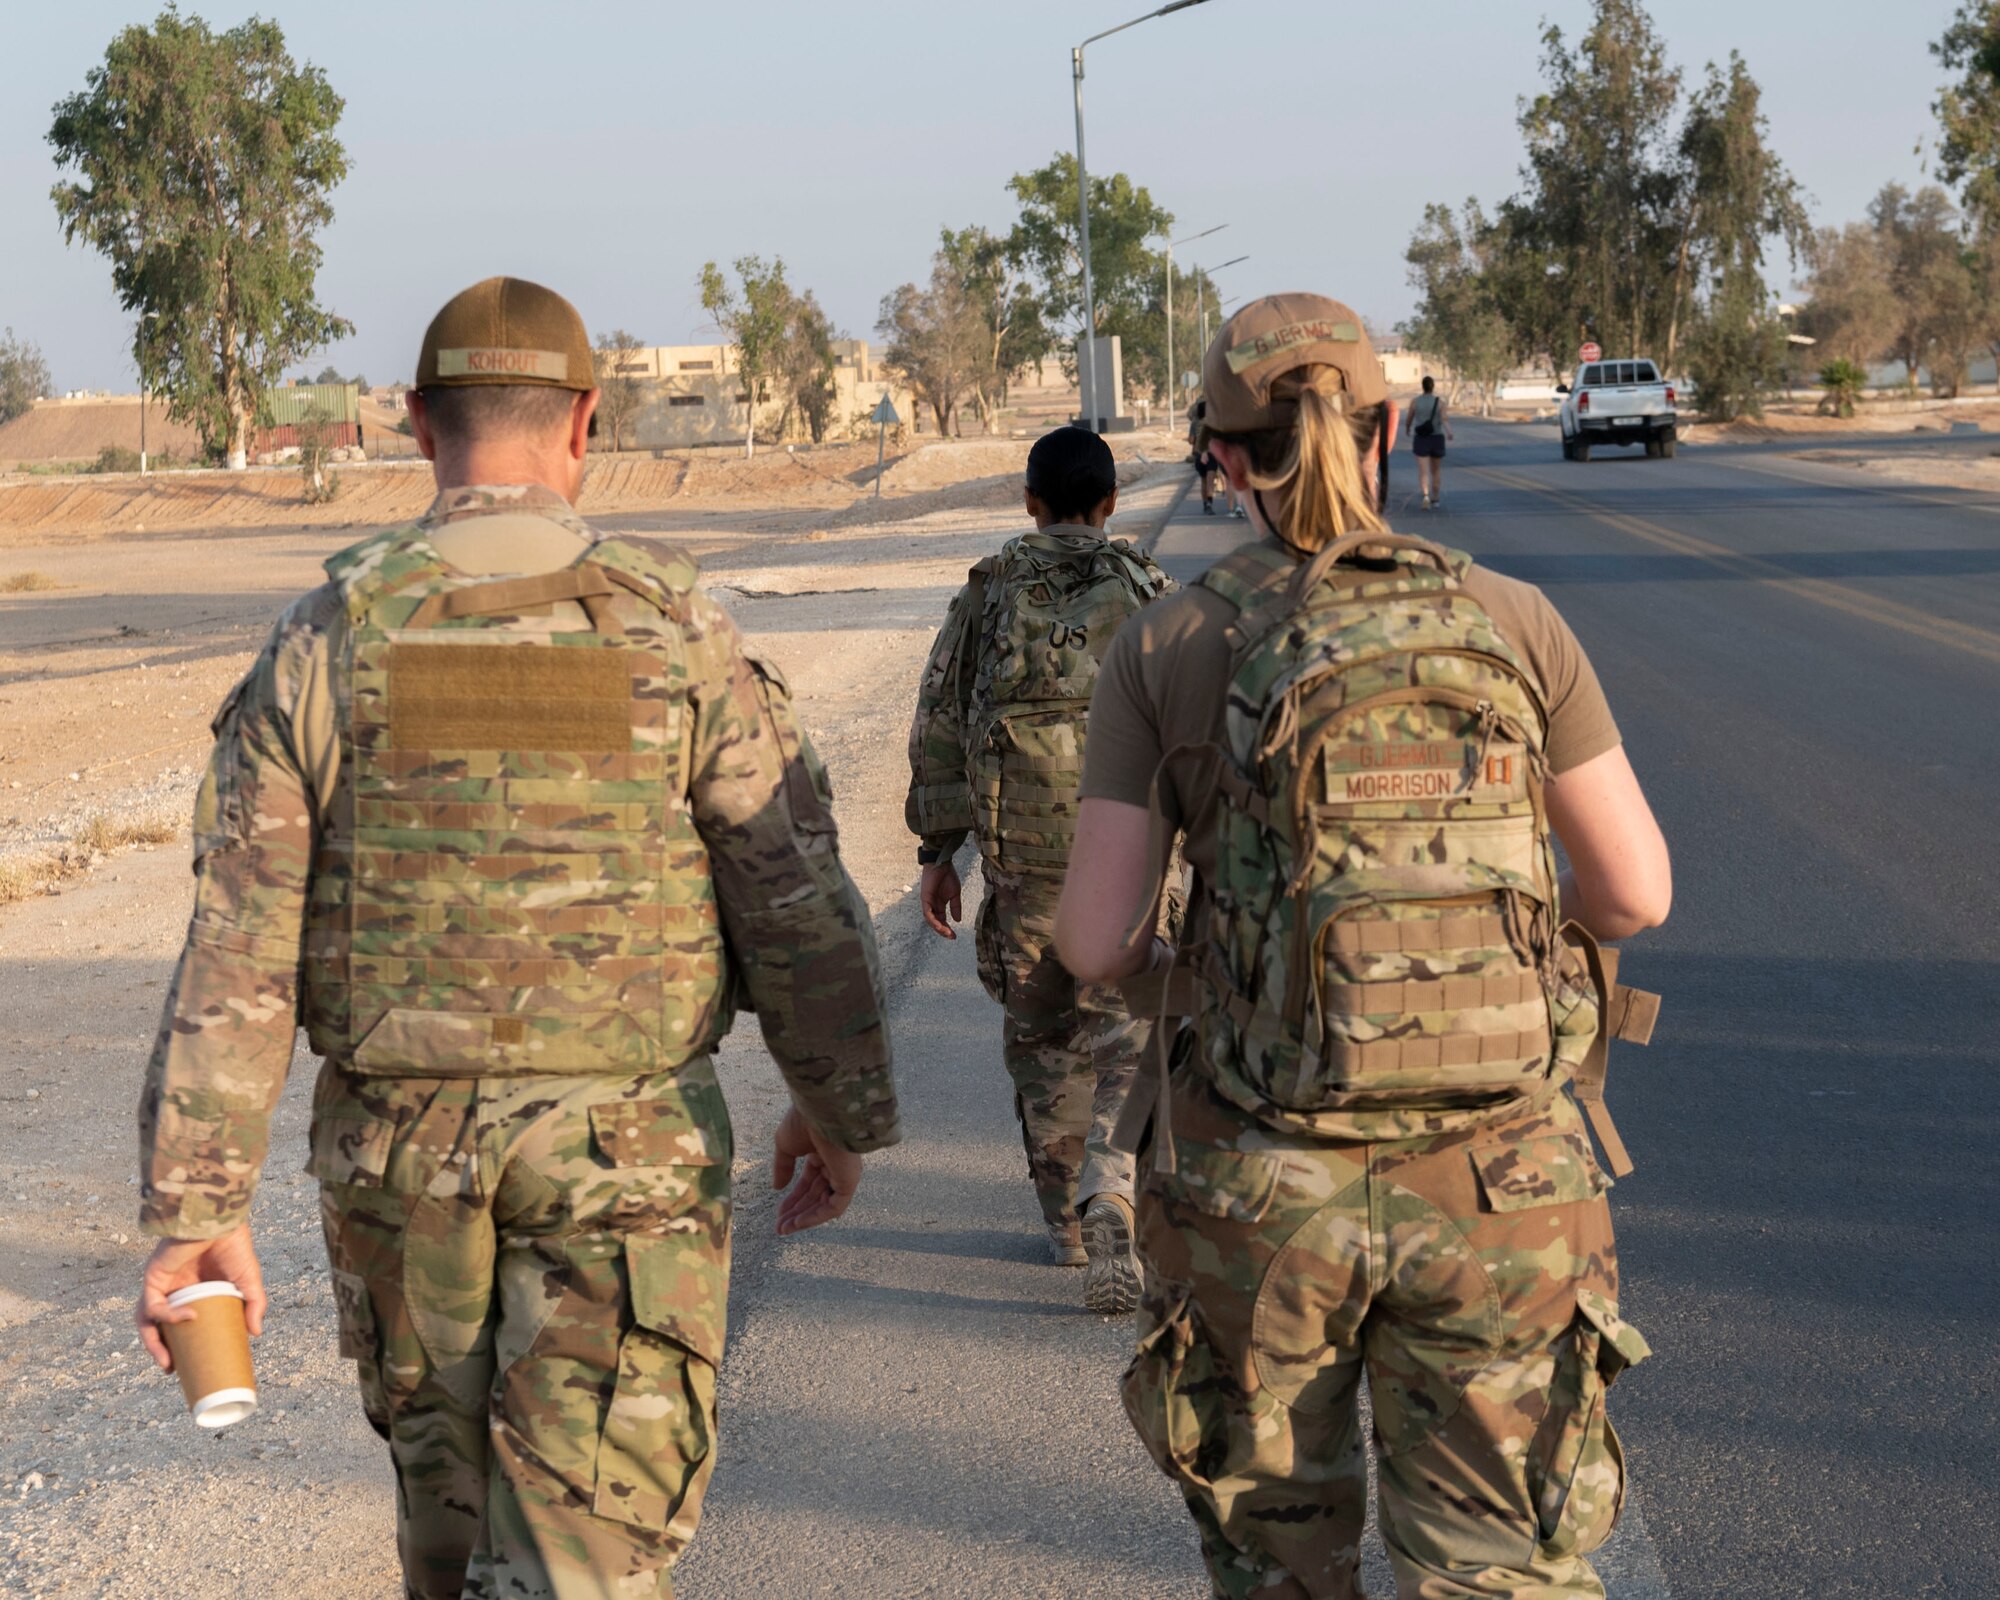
[
  {"x1": 1056, "y1": 295, "x2": 1672, "y2": 1597},
  {"x1": 906, "y1": 427, "x2": 1172, "y2": 1313},
  {"x1": 134, "y1": 278, "x2": 898, "y2": 1599}
]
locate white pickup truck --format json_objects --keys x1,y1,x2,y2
[{"x1": 1556, "y1": 358, "x2": 1678, "y2": 460}]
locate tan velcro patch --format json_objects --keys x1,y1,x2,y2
[
  {"x1": 388, "y1": 644, "x2": 629, "y2": 751},
  {"x1": 1227, "y1": 317, "x2": 1360, "y2": 373},
  {"x1": 434, "y1": 348, "x2": 570, "y2": 381}
]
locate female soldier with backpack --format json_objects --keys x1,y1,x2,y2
[{"x1": 1055, "y1": 295, "x2": 1672, "y2": 1597}]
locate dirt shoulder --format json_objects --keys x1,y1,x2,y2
[{"x1": 0, "y1": 448, "x2": 1185, "y2": 1597}]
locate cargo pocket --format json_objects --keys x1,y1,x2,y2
[
  {"x1": 593, "y1": 1232, "x2": 725, "y2": 1531},
  {"x1": 1153, "y1": 1142, "x2": 1281, "y2": 1224},
  {"x1": 1471, "y1": 1132, "x2": 1606, "y2": 1213},
  {"x1": 1121, "y1": 1284, "x2": 1225, "y2": 1495},
  {"x1": 328, "y1": 1268, "x2": 392, "y2": 1439},
  {"x1": 1527, "y1": 1286, "x2": 1652, "y2": 1560},
  {"x1": 975, "y1": 892, "x2": 1005, "y2": 1004}
]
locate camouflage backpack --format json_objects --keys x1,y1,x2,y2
[
  {"x1": 963, "y1": 530, "x2": 1170, "y2": 879},
  {"x1": 301, "y1": 526, "x2": 735, "y2": 1079},
  {"x1": 1175, "y1": 531, "x2": 1654, "y2": 1162}
]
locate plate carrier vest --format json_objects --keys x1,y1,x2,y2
[{"x1": 301, "y1": 528, "x2": 731, "y2": 1078}]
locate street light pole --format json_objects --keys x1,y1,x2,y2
[
  {"x1": 1166, "y1": 223, "x2": 1225, "y2": 427},
  {"x1": 1194, "y1": 253, "x2": 1249, "y2": 356},
  {"x1": 1072, "y1": 0, "x2": 1213, "y2": 433}
]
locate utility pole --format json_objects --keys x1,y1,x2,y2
[{"x1": 1071, "y1": 0, "x2": 1213, "y2": 432}]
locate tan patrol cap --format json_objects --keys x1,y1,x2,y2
[
  {"x1": 414, "y1": 277, "x2": 595, "y2": 391},
  {"x1": 1200, "y1": 292, "x2": 1387, "y2": 433}
]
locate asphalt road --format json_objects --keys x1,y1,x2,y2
[{"x1": 1157, "y1": 417, "x2": 2000, "y2": 1599}]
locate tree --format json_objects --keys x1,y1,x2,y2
[
  {"x1": 1870, "y1": 183, "x2": 1980, "y2": 391},
  {"x1": 776, "y1": 292, "x2": 838, "y2": 444},
  {"x1": 1682, "y1": 273, "x2": 1789, "y2": 418},
  {"x1": 1933, "y1": 3, "x2": 2000, "y2": 230},
  {"x1": 593, "y1": 329, "x2": 645, "y2": 452},
  {"x1": 698, "y1": 256, "x2": 793, "y2": 458},
  {"x1": 49, "y1": 10, "x2": 351, "y2": 469},
  {"x1": 877, "y1": 261, "x2": 986, "y2": 437},
  {"x1": 1801, "y1": 222, "x2": 1900, "y2": 368},
  {"x1": 1403, "y1": 202, "x2": 1523, "y2": 415},
  {"x1": 1007, "y1": 153, "x2": 1171, "y2": 397},
  {"x1": 1512, "y1": 1, "x2": 1684, "y2": 355},
  {"x1": 938, "y1": 225, "x2": 1049, "y2": 432},
  {"x1": 0, "y1": 329, "x2": 53, "y2": 425},
  {"x1": 1660, "y1": 52, "x2": 1809, "y2": 412}
]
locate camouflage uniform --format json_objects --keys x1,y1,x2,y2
[
  {"x1": 1100, "y1": 539, "x2": 1655, "y2": 1598},
  {"x1": 973, "y1": 875, "x2": 1149, "y2": 1228},
  {"x1": 908, "y1": 528, "x2": 1169, "y2": 1229},
  {"x1": 140, "y1": 485, "x2": 897, "y2": 1600},
  {"x1": 1125, "y1": 1065, "x2": 1647, "y2": 1599}
]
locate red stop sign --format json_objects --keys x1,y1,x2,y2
[{"x1": 1579, "y1": 341, "x2": 1603, "y2": 363}]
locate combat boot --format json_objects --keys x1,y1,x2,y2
[
  {"x1": 1081, "y1": 1193, "x2": 1141, "y2": 1314},
  {"x1": 1047, "y1": 1220, "x2": 1087, "y2": 1266}
]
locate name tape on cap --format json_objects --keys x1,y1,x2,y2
[
  {"x1": 436, "y1": 348, "x2": 570, "y2": 381},
  {"x1": 1227, "y1": 318, "x2": 1360, "y2": 374}
]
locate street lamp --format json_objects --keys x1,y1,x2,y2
[
  {"x1": 138, "y1": 311, "x2": 161, "y2": 476},
  {"x1": 1072, "y1": 0, "x2": 1214, "y2": 432},
  {"x1": 1194, "y1": 254, "x2": 1249, "y2": 358},
  {"x1": 1166, "y1": 223, "x2": 1226, "y2": 429}
]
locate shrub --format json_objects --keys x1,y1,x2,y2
[
  {"x1": 1817, "y1": 359, "x2": 1868, "y2": 419},
  {"x1": 93, "y1": 443, "x2": 141, "y2": 473}
]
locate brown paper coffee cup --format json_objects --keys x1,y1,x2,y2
[{"x1": 161, "y1": 1282, "x2": 258, "y2": 1429}]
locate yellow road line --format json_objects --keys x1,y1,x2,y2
[{"x1": 1472, "y1": 465, "x2": 2000, "y2": 667}]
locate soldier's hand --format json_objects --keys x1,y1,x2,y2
[
  {"x1": 920, "y1": 861, "x2": 963, "y2": 939},
  {"x1": 771, "y1": 1106, "x2": 864, "y2": 1235},
  {"x1": 136, "y1": 1224, "x2": 268, "y2": 1371}
]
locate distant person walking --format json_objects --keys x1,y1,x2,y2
[{"x1": 1403, "y1": 374, "x2": 1453, "y2": 508}]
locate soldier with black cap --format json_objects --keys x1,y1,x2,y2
[
  {"x1": 1055, "y1": 293, "x2": 1673, "y2": 1597},
  {"x1": 133, "y1": 277, "x2": 898, "y2": 1597}
]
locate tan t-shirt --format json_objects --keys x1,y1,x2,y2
[{"x1": 1081, "y1": 542, "x2": 1620, "y2": 888}]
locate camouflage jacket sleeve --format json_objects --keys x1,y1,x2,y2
[
  {"x1": 138, "y1": 590, "x2": 336, "y2": 1239},
  {"x1": 904, "y1": 576, "x2": 979, "y2": 858},
  {"x1": 682, "y1": 586, "x2": 900, "y2": 1153}
]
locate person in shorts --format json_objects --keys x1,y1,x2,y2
[{"x1": 1403, "y1": 373, "x2": 1452, "y2": 508}]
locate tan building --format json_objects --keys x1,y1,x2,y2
[{"x1": 602, "y1": 339, "x2": 913, "y2": 450}]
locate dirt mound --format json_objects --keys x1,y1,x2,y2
[
  {"x1": 825, "y1": 454, "x2": 1165, "y2": 528},
  {"x1": 0, "y1": 397, "x2": 204, "y2": 468},
  {"x1": 0, "y1": 458, "x2": 719, "y2": 545}
]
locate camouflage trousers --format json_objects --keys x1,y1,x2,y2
[
  {"x1": 1124, "y1": 1068, "x2": 1650, "y2": 1599},
  {"x1": 308, "y1": 1057, "x2": 733, "y2": 1600},
  {"x1": 976, "y1": 876, "x2": 1148, "y2": 1227}
]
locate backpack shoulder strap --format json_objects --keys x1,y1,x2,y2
[
  {"x1": 1197, "y1": 543, "x2": 1294, "y2": 614},
  {"x1": 952, "y1": 555, "x2": 1000, "y2": 719}
]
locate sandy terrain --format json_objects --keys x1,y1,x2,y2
[
  {"x1": 0, "y1": 436, "x2": 1187, "y2": 1596},
  {"x1": 0, "y1": 399, "x2": 205, "y2": 472}
]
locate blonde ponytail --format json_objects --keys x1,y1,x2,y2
[{"x1": 1228, "y1": 375, "x2": 1386, "y2": 553}]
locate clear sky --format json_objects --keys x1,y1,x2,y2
[{"x1": 0, "y1": 0, "x2": 1960, "y2": 394}]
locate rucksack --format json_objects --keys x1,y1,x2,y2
[
  {"x1": 962, "y1": 531, "x2": 1171, "y2": 879},
  {"x1": 1156, "y1": 530, "x2": 1654, "y2": 1160}
]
